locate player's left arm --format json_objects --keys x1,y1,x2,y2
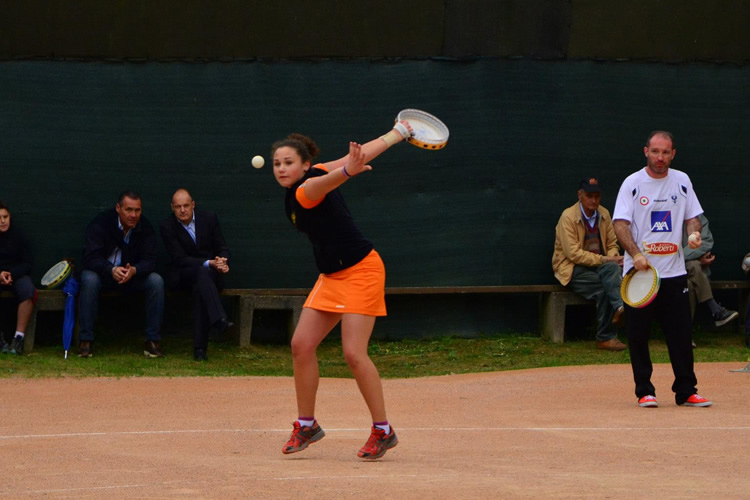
[{"x1": 685, "y1": 216, "x2": 702, "y2": 248}]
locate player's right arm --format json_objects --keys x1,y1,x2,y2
[
  {"x1": 324, "y1": 122, "x2": 411, "y2": 171},
  {"x1": 614, "y1": 219, "x2": 649, "y2": 271},
  {"x1": 301, "y1": 122, "x2": 413, "y2": 205}
]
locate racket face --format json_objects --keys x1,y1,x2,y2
[
  {"x1": 396, "y1": 109, "x2": 449, "y2": 150},
  {"x1": 41, "y1": 261, "x2": 71, "y2": 289},
  {"x1": 621, "y1": 267, "x2": 660, "y2": 308}
]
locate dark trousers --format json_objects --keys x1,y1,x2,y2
[
  {"x1": 625, "y1": 275, "x2": 697, "y2": 404},
  {"x1": 174, "y1": 266, "x2": 226, "y2": 350},
  {"x1": 568, "y1": 262, "x2": 623, "y2": 341},
  {"x1": 0, "y1": 275, "x2": 36, "y2": 302},
  {"x1": 78, "y1": 269, "x2": 164, "y2": 342}
]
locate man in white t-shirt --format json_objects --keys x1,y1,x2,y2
[{"x1": 613, "y1": 131, "x2": 712, "y2": 409}]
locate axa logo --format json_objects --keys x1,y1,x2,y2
[{"x1": 650, "y1": 211, "x2": 672, "y2": 232}]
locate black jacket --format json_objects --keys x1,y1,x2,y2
[
  {"x1": 159, "y1": 209, "x2": 230, "y2": 289},
  {"x1": 0, "y1": 225, "x2": 33, "y2": 278},
  {"x1": 81, "y1": 208, "x2": 158, "y2": 277}
]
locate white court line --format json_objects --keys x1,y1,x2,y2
[
  {"x1": 269, "y1": 474, "x2": 421, "y2": 482},
  {"x1": 1, "y1": 426, "x2": 749, "y2": 441},
  {"x1": 8, "y1": 475, "x2": 426, "y2": 495}
]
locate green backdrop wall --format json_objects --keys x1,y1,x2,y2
[
  {"x1": 1, "y1": 0, "x2": 748, "y2": 340},
  {"x1": 3, "y1": 58, "x2": 749, "y2": 292}
]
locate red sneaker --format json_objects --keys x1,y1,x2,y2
[
  {"x1": 679, "y1": 394, "x2": 712, "y2": 407},
  {"x1": 638, "y1": 395, "x2": 659, "y2": 408},
  {"x1": 357, "y1": 426, "x2": 398, "y2": 460},
  {"x1": 282, "y1": 420, "x2": 325, "y2": 454}
]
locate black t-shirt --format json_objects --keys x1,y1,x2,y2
[{"x1": 285, "y1": 166, "x2": 373, "y2": 274}]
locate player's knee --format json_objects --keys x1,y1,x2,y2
[
  {"x1": 290, "y1": 335, "x2": 316, "y2": 360},
  {"x1": 342, "y1": 348, "x2": 368, "y2": 371}
]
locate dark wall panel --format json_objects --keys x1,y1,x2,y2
[
  {"x1": 569, "y1": 0, "x2": 750, "y2": 62},
  {"x1": 0, "y1": 0, "x2": 444, "y2": 59},
  {"x1": 444, "y1": 0, "x2": 571, "y2": 59},
  {"x1": 2, "y1": 1, "x2": 748, "y2": 62},
  {"x1": 2, "y1": 59, "x2": 749, "y2": 291}
]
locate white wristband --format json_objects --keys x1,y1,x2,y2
[{"x1": 393, "y1": 121, "x2": 410, "y2": 139}]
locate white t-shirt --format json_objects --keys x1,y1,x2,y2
[{"x1": 613, "y1": 167, "x2": 703, "y2": 278}]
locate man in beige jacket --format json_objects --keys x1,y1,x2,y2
[{"x1": 552, "y1": 177, "x2": 626, "y2": 351}]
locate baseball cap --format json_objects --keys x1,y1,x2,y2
[{"x1": 579, "y1": 177, "x2": 602, "y2": 192}]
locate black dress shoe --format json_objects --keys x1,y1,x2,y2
[
  {"x1": 194, "y1": 348, "x2": 208, "y2": 361},
  {"x1": 144, "y1": 340, "x2": 164, "y2": 358},
  {"x1": 213, "y1": 318, "x2": 234, "y2": 335},
  {"x1": 78, "y1": 341, "x2": 93, "y2": 358}
]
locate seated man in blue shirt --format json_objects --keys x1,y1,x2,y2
[
  {"x1": 77, "y1": 191, "x2": 165, "y2": 358},
  {"x1": 160, "y1": 189, "x2": 231, "y2": 361}
]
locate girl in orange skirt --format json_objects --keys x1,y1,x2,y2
[{"x1": 272, "y1": 121, "x2": 411, "y2": 460}]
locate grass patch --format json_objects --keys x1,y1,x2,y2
[{"x1": 2, "y1": 327, "x2": 748, "y2": 379}]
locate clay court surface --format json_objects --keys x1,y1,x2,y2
[{"x1": 1, "y1": 362, "x2": 749, "y2": 499}]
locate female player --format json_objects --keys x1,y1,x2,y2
[
  {"x1": 0, "y1": 201, "x2": 36, "y2": 355},
  {"x1": 272, "y1": 121, "x2": 411, "y2": 460}
]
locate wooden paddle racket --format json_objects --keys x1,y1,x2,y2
[
  {"x1": 396, "y1": 109, "x2": 450, "y2": 150},
  {"x1": 620, "y1": 266, "x2": 660, "y2": 308},
  {"x1": 41, "y1": 260, "x2": 72, "y2": 289}
]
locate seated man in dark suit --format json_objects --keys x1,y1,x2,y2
[
  {"x1": 160, "y1": 188, "x2": 231, "y2": 361},
  {"x1": 78, "y1": 191, "x2": 165, "y2": 358}
]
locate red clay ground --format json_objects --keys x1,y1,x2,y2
[{"x1": 1, "y1": 362, "x2": 749, "y2": 499}]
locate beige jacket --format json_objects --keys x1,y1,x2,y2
[{"x1": 552, "y1": 202, "x2": 620, "y2": 286}]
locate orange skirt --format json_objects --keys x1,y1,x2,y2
[{"x1": 304, "y1": 249, "x2": 387, "y2": 316}]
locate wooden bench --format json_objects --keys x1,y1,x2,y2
[
  {"x1": 5, "y1": 280, "x2": 748, "y2": 352},
  {"x1": 221, "y1": 288, "x2": 309, "y2": 347},
  {"x1": 218, "y1": 281, "x2": 750, "y2": 345},
  {"x1": 385, "y1": 285, "x2": 587, "y2": 343},
  {"x1": 218, "y1": 285, "x2": 589, "y2": 344}
]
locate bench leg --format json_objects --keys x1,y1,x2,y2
[
  {"x1": 236, "y1": 296, "x2": 255, "y2": 348},
  {"x1": 539, "y1": 292, "x2": 567, "y2": 343},
  {"x1": 22, "y1": 303, "x2": 39, "y2": 354},
  {"x1": 288, "y1": 299, "x2": 304, "y2": 343}
]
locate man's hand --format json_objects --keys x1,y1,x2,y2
[
  {"x1": 0, "y1": 271, "x2": 12, "y2": 285},
  {"x1": 605, "y1": 255, "x2": 624, "y2": 268},
  {"x1": 633, "y1": 253, "x2": 650, "y2": 271},
  {"x1": 699, "y1": 252, "x2": 716, "y2": 267},
  {"x1": 687, "y1": 231, "x2": 702, "y2": 249},
  {"x1": 112, "y1": 263, "x2": 136, "y2": 284},
  {"x1": 210, "y1": 256, "x2": 229, "y2": 274}
]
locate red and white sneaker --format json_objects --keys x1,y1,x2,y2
[
  {"x1": 638, "y1": 395, "x2": 659, "y2": 408},
  {"x1": 282, "y1": 420, "x2": 325, "y2": 454},
  {"x1": 357, "y1": 426, "x2": 398, "y2": 460},
  {"x1": 679, "y1": 394, "x2": 712, "y2": 407}
]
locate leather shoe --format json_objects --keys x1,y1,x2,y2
[
  {"x1": 213, "y1": 318, "x2": 234, "y2": 335},
  {"x1": 78, "y1": 341, "x2": 93, "y2": 358},
  {"x1": 194, "y1": 348, "x2": 208, "y2": 361},
  {"x1": 144, "y1": 340, "x2": 164, "y2": 358},
  {"x1": 597, "y1": 338, "x2": 627, "y2": 351},
  {"x1": 612, "y1": 306, "x2": 625, "y2": 327}
]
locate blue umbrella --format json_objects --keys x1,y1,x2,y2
[{"x1": 61, "y1": 276, "x2": 79, "y2": 359}]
